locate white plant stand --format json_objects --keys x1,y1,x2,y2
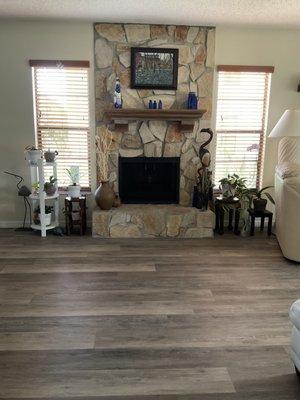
[{"x1": 28, "y1": 159, "x2": 59, "y2": 237}]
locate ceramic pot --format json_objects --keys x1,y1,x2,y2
[
  {"x1": 38, "y1": 213, "x2": 51, "y2": 226},
  {"x1": 253, "y1": 198, "x2": 267, "y2": 212},
  {"x1": 68, "y1": 185, "x2": 81, "y2": 198},
  {"x1": 44, "y1": 150, "x2": 58, "y2": 162},
  {"x1": 44, "y1": 183, "x2": 56, "y2": 196},
  {"x1": 95, "y1": 181, "x2": 115, "y2": 210},
  {"x1": 25, "y1": 149, "x2": 42, "y2": 165}
]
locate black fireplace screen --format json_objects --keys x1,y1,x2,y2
[{"x1": 119, "y1": 157, "x2": 180, "y2": 204}]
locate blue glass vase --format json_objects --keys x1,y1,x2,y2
[{"x1": 187, "y1": 92, "x2": 198, "y2": 110}]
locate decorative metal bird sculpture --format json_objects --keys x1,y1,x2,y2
[
  {"x1": 198, "y1": 128, "x2": 214, "y2": 167},
  {"x1": 193, "y1": 128, "x2": 214, "y2": 210},
  {"x1": 4, "y1": 171, "x2": 32, "y2": 230}
]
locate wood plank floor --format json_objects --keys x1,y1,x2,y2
[{"x1": 0, "y1": 229, "x2": 300, "y2": 399}]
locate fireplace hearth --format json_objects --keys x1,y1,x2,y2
[{"x1": 119, "y1": 157, "x2": 180, "y2": 204}]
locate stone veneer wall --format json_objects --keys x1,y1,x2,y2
[{"x1": 94, "y1": 23, "x2": 215, "y2": 206}]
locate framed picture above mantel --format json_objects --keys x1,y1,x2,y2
[{"x1": 130, "y1": 47, "x2": 178, "y2": 90}]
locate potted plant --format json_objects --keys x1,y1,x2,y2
[
  {"x1": 219, "y1": 174, "x2": 247, "y2": 199},
  {"x1": 31, "y1": 181, "x2": 39, "y2": 196},
  {"x1": 34, "y1": 205, "x2": 53, "y2": 226},
  {"x1": 44, "y1": 149, "x2": 58, "y2": 163},
  {"x1": 24, "y1": 145, "x2": 42, "y2": 165},
  {"x1": 66, "y1": 167, "x2": 81, "y2": 198},
  {"x1": 249, "y1": 186, "x2": 275, "y2": 212},
  {"x1": 44, "y1": 176, "x2": 57, "y2": 196}
]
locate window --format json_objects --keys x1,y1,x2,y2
[
  {"x1": 214, "y1": 65, "x2": 273, "y2": 188},
  {"x1": 31, "y1": 60, "x2": 91, "y2": 189}
]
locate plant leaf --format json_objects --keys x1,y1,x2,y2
[{"x1": 264, "y1": 192, "x2": 275, "y2": 204}]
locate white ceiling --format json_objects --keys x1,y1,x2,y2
[{"x1": 0, "y1": 0, "x2": 300, "y2": 28}]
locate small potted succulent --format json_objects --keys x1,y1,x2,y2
[
  {"x1": 44, "y1": 176, "x2": 57, "y2": 196},
  {"x1": 34, "y1": 205, "x2": 53, "y2": 226},
  {"x1": 31, "y1": 181, "x2": 39, "y2": 196},
  {"x1": 219, "y1": 174, "x2": 247, "y2": 199},
  {"x1": 44, "y1": 149, "x2": 58, "y2": 163},
  {"x1": 24, "y1": 145, "x2": 42, "y2": 165},
  {"x1": 249, "y1": 186, "x2": 275, "y2": 212},
  {"x1": 66, "y1": 167, "x2": 81, "y2": 198}
]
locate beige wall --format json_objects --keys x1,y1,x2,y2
[
  {"x1": 214, "y1": 27, "x2": 300, "y2": 187},
  {"x1": 1, "y1": 21, "x2": 300, "y2": 225},
  {"x1": 0, "y1": 20, "x2": 95, "y2": 227}
]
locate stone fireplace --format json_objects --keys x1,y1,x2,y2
[{"x1": 92, "y1": 23, "x2": 215, "y2": 238}]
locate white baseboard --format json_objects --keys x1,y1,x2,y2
[
  {"x1": 0, "y1": 221, "x2": 24, "y2": 228},
  {"x1": 0, "y1": 220, "x2": 92, "y2": 229}
]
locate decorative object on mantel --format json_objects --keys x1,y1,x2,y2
[
  {"x1": 187, "y1": 92, "x2": 198, "y2": 110},
  {"x1": 113, "y1": 77, "x2": 122, "y2": 108},
  {"x1": 66, "y1": 166, "x2": 81, "y2": 198},
  {"x1": 44, "y1": 150, "x2": 58, "y2": 163},
  {"x1": 131, "y1": 47, "x2": 179, "y2": 90},
  {"x1": 95, "y1": 126, "x2": 115, "y2": 210},
  {"x1": 193, "y1": 128, "x2": 214, "y2": 210}
]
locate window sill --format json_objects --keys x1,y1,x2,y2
[{"x1": 58, "y1": 189, "x2": 92, "y2": 196}]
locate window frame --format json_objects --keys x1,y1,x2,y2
[
  {"x1": 213, "y1": 65, "x2": 273, "y2": 189},
  {"x1": 30, "y1": 60, "x2": 91, "y2": 191}
]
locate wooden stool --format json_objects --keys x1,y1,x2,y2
[
  {"x1": 65, "y1": 196, "x2": 87, "y2": 235},
  {"x1": 215, "y1": 196, "x2": 241, "y2": 235},
  {"x1": 248, "y1": 208, "x2": 273, "y2": 236}
]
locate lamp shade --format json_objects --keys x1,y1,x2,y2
[{"x1": 269, "y1": 110, "x2": 300, "y2": 138}]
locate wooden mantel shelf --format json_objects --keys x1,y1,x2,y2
[{"x1": 104, "y1": 108, "x2": 206, "y2": 132}]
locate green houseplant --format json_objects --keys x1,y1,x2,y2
[
  {"x1": 249, "y1": 186, "x2": 275, "y2": 212},
  {"x1": 44, "y1": 176, "x2": 57, "y2": 196},
  {"x1": 66, "y1": 167, "x2": 81, "y2": 198},
  {"x1": 219, "y1": 174, "x2": 247, "y2": 199},
  {"x1": 34, "y1": 205, "x2": 53, "y2": 226}
]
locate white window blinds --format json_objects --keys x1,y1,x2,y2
[
  {"x1": 214, "y1": 66, "x2": 273, "y2": 188},
  {"x1": 31, "y1": 60, "x2": 91, "y2": 189}
]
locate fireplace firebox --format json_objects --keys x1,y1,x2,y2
[{"x1": 119, "y1": 157, "x2": 180, "y2": 204}]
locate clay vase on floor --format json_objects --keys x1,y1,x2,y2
[{"x1": 95, "y1": 181, "x2": 115, "y2": 210}]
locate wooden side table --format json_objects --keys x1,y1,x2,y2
[
  {"x1": 248, "y1": 208, "x2": 273, "y2": 236},
  {"x1": 215, "y1": 196, "x2": 241, "y2": 235},
  {"x1": 65, "y1": 196, "x2": 87, "y2": 235}
]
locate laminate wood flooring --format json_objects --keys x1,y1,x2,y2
[{"x1": 0, "y1": 229, "x2": 300, "y2": 399}]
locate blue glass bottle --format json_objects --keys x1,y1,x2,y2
[
  {"x1": 149, "y1": 100, "x2": 153, "y2": 109},
  {"x1": 187, "y1": 92, "x2": 198, "y2": 110},
  {"x1": 158, "y1": 100, "x2": 163, "y2": 109},
  {"x1": 153, "y1": 100, "x2": 157, "y2": 109},
  {"x1": 114, "y1": 77, "x2": 122, "y2": 109}
]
